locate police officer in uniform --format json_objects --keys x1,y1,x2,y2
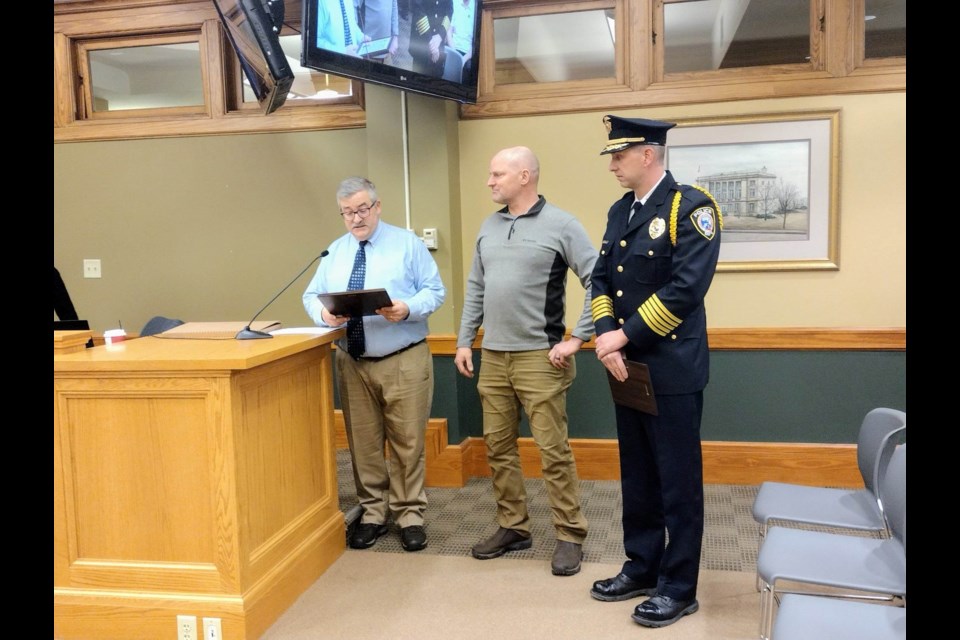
[
  {"x1": 408, "y1": 0, "x2": 452, "y2": 76},
  {"x1": 587, "y1": 116, "x2": 722, "y2": 628}
]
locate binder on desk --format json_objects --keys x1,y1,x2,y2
[
  {"x1": 607, "y1": 360, "x2": 658, "y2": 415},
  {"x1": 317, "y1": 288, "x2": 392, "y2": 317},
  {"x1": 54, "y1": 319, "x2": 93, "y2": 348}
]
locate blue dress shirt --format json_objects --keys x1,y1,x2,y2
[{"x1": 303, "y1": 221, "x2": 445, "y2": 357}]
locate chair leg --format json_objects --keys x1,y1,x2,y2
[
  {"x1": 755, "y1": 523, "x2": 767, "y2": 592},
  {"x1": 758, "y1": 582, "x2": 768, "y2": 640},
  {"x1": 758, "y1": 581, "x2": 776, "y2": 640}
]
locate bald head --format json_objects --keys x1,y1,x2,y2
[
  {"x1": 487, "y1": 146, "x2": 542, "y2": 214},
  {"x1": 497, "y1": 146, "x2": 540, "y2": 182}
]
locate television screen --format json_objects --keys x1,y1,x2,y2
[
  {"x1": 213, "y1": 0, "x2": 296, "y2": 114},
  {"x1": 300, "y1": 0, "x2": 482, "y2": 104}
]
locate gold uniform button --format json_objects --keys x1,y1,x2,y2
[
  {"x1": 601, "y1": 250, "x2": 606, "y2": 255},
  {"x1": 648, "y1": 250, "x2": 654, "y2": 256},
  {"x1": 617, "y1": 265, "x2": 624, "y2": 272},
  {"x1": 616, "y1": 290, "x2": 623, "y2": 297},
  {"x1": 619, "y1": 240, "x2": 627, "y2": 247},
  {"x1": 618, "y1": 318, "x2": 625, "y2": 325},
  {"x1": 671, "y1": 334, "x2": 677, "y2": 340}
]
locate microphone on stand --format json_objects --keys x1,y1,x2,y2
[{"x1": 236, "y1": 250, "x2": 329, "y2": 340}]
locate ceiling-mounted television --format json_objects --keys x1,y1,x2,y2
[
  {"x1": 301, "y1": 0, "x2": 482, "y2": 104},
  {"x1": 213, "y1": 0, "x2": 295, "y2": 114}
]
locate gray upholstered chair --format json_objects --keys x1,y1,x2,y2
[
  {"x1": 751, "y1": 407, "x2": 906, "y2": 590},
  {"x1": 442, "y1": 46, "x2": 464, "y2": 83},
  {"x1": 140, "y1": 316, "x2": 184, "y2": 337},
  {"x1": 756, "y1": 443, "x2": 906, "y2": 640},
  {"x1": 771, "y1": 593, "x2": 906, "y2": 640}
]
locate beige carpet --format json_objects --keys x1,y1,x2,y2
[{"x1": 261, "y1": 552, "x2": 759, "y2": 639}]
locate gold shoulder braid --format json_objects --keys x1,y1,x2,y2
[{"x1": 669, "y1": 192, "x2": 681, "y2": 246}]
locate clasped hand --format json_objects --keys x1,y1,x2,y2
[{"x1": 595, "y1": 329, "x2": 630, "y2": 382}]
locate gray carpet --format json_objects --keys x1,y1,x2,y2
[{"x1": 336, "y1": 449, "x2": 761, "y2": 572}]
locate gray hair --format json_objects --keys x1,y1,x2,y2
[{"x1": 336, "y1": 176, "x2": 378, "y2": 204}]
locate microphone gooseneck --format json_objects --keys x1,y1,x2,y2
[{"x1": 236, "y1": 250, "x2": 329, "y2": 340}]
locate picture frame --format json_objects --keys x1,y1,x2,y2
[{"x1": 666, "y1": 110, "x2": 840, "y2": 272}]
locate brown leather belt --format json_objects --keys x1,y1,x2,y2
[{"x1": 358, "y1": 339, "x2": 425, "y2": 362}]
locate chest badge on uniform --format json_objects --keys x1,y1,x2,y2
[
  {"x1": 649, "y1": 217, "x2": 666, "y2": 239},
  {"x1": 691, "y1": 207, "x2": 716, "y2": 240}
]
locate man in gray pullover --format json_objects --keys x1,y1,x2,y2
[{"x1": 455, "y1": 146, "x2": 597, "y2": 576}]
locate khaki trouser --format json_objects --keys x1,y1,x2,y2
[
  {"x1": 476, "y1": 348, "x2": 588, "y2": 543},
  {"x1": 337, "y1": 342, "x2": 432, "y2": 528}
]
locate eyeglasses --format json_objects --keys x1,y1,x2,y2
[{"x1": 339, "y1": 201, "x2": 378, "y2": 219}]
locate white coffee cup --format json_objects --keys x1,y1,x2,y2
[{"x1": 104, "y1": 328, "x2": 127, "y2": 346}]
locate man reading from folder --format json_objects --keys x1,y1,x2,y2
[{"x1": 303, "y1": 176, "x2": 445, "y2": 553}]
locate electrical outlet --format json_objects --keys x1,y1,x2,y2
[
  {"x1": 202, "y1": 617, "x2": 223, "y2": 640},
  {"x1": 177, "y1": 615, "x2": 198, "y2": 640},
  {"x1": 83, "y1": 259, "x2": 102, "y2": 279}
]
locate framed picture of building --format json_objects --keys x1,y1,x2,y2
[{"x1": 666, "y1": 110, "x2": 840, "y2": 272}]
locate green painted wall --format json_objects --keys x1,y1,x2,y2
[
  {"x1": 335, "y1": 349, "x2": 906, "y2": 446},
  {"x1": 703, "y1": 351, "x2": 906, "y2": 443}
]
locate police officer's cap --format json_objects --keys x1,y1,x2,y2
[{"x1": 600, "y1": 115, "x2": 676, "y2": 155}]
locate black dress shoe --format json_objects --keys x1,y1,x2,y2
[
  {"x1": 590, "y1": 573, "x2": 657, "y2": 602},
  {"x1": 631, "y1": 594, "x2": 699, "y2": 628},
  {"x1": 349, "y1": 522, "x2": 389, "y2": 549},
  {"x1": 400, "y1": 525, "x2": 427, "y2": 552}
]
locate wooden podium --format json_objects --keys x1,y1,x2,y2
[{"x1": 54, "y1": 330, "x2": 344, "y2": 639}]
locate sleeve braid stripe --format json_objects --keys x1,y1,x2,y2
[
  {"x1": 591, "y1": 295, "x2": 614, "y2": 321},
  {"x1": 638, "y1": 294, "x2": 682, "y2": 336}
]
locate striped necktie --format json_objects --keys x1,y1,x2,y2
[
  {"x1": 346, "y1": 240, "x2": 367, "y2": 358},
  {"x1": 339, "y1": 0, "x2": 354, "y2": 46}
]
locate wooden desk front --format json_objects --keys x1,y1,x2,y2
[{"x1": 54, "y1": 331, "x2": 344, "y2": 639}]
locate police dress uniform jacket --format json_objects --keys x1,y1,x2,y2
[
  {"x1": 591, "y1": 170, "x2": 722, "y2": 395},
  {"x1": 408, "y1": 0, "x2": 452, "y2": 76}
]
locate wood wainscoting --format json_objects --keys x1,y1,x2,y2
[
  {"x1": 333, "y1": 415, "x2": 862, "y2": 489},
  {"x1": 331, "y1": 327, "x2": 904, "y2": 490}
]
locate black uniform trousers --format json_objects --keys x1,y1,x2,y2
[{"x1": 615, "y1": 391, "x2": 704, "y2": 601}]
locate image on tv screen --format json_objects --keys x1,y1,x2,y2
[{"x1": 302, "y1": 0, "x2": 481, "y2": 104}]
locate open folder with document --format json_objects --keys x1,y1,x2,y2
[
  {"x1": 317, "y1": 288, "x2": 392, "y2": 318},
  {"x1": 606, "y1": 360, "x2": 659, "y2": 415}
]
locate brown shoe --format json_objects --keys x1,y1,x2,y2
[
  {"x1": 551, "y1": 540, "x2": 583, "y2": 576},
  {"x1": 471, "y1": 527, "x2": 532, "y2": 559}
]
